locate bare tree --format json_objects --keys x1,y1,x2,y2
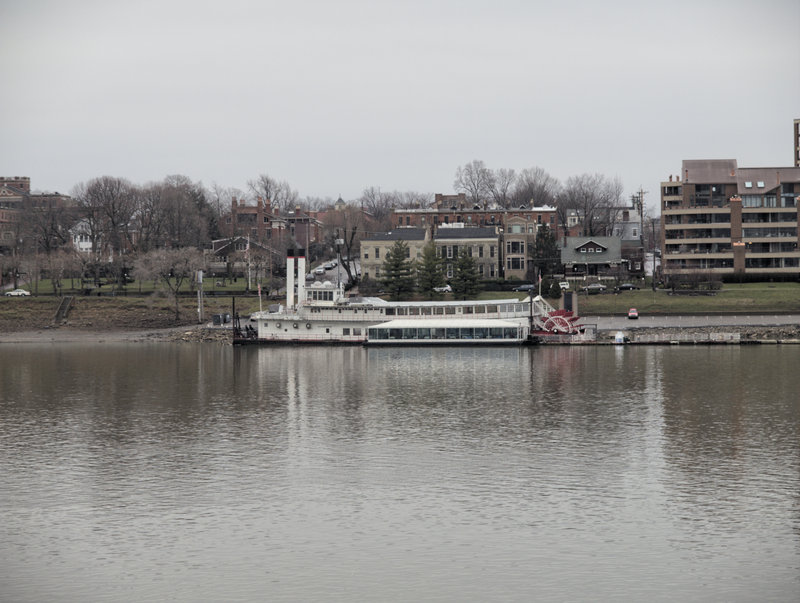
[
  {"x1": 247, "y1": 173, "x2": 299, "y2": 213},
  {"x1": 323, "y1": 203, "x2": 366, "y2": 284},
  {"x1": 512, "y1": 167, "x2": 561, "y2": 208},
  {"x1": 132, "y1": 183, "x2": 166, "y2": 253},
  {"x1": 491, "y1": 168, "x2": 516, "y2": 208},
  {"x1": 20, "y1": 197, "x2": 72, "y2": 256},
  {"x1": 160, "y1": 175, "x2": 210, "y2": 248},
  {"x1": 558, "y1": 174, "x2": 624, "y2": 237},
  {"x1": 454, "y1": 160, "x2": 495, "y2": 208},
  {"x1": 133, "y1": 247, "x2": 204, "y2": 321},
  {"x1": 392, "y1": 190, "x2": 434, "y2": 209},
  {"x1": 358, "y1": 186, "x2": 394, "y2": 231},
  {"x1": 72, "y1": 180, "x2": 112, "y2": 285}
]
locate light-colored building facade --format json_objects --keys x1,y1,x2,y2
[
  {"x1": 433, "y1": 226, "x2": 499, "y2": 280},
  {"x1": 360, "y1": 228, "x2": 429, "y2": 281}
]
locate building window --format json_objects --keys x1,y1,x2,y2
[
  {"x1": 478, "y1": 245, "x2": 484, "y2": 258},
  {"x1": 506, "y1": 241, "x2": 524, "y2": 254},
  {"x1": 490, "y1": 245, "x2": 495, "y2": 258},
  {"x1": 406, "y1": 216, "x2": 410, "y2": 225},
  {"x1": 375, "y1": 247, "x2": 380, "y2": 259}
]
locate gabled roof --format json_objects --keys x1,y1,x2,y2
[
  {"x1": 574, "y1": 238, "x2": 608, "y2": 250},
  {"x1": 561, "y1": 236, "x2": 622, "y2": 264},
  {"x1": 211, "y1": 236, "x2": 275, "y2": 255}
]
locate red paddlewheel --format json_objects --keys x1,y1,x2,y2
[{"x1": 542, "y1": 314, "x2": 578, "y2": 334}]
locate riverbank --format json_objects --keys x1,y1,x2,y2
[
  {"x1": 4, "y1": 323, "x2": 800, "y2": 346},
  {"x1": 3, "y1": 294, "x2": 800, "y2": 346},
  {"x1": 0, "y1": 325, "x2": 233, "y2": 344}
]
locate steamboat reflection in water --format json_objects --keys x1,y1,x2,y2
[{"x1": 1, "y1": 344, "x2": 798, "y2": 602}]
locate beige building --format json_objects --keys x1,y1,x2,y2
[
  {"x1": 433, "y1": 226, "x2": 499, "y2": 280},
  {"x1": 360, "y1": 228, "x2": 429, "y2": 281}
]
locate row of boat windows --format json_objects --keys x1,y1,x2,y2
[
  {"x1": 367, "y1": 327, "x2": 522, "y2": 340},
  {"x1": 304, "y1": 303, "x2": 529, "y2": 316},
  {"x1": 307, "y1": 291, "x2": 335, "y2": 301},
  {"x1": 385, "y1": 303, "x2": 527, "y2": 316}
]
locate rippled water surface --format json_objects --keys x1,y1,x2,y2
[{"x1": 1, "y1": 344, "x2": 798, "y2": 602}]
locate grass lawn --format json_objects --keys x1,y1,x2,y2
[
  {"x1": 573, "y1": 282, "x2": 800, "y2": 315},
  {"x1": 25, "y1": 277, "x2": 266, "y2": 296},
  {"x1": 5, "y1": 281, "x2": 799, "y2": 325}
]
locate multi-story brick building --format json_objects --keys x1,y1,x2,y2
[
  {"x1": 661, "y1": 149, "x2": 800, "y2": 279},
  {"x1": 0, "y1": 177, "x2": 74, "y2": 254},
  {"x1": 390, "y1": 192, "x2": 559, "y2": 281},
  {"x1": 392, "y1": 193, "x2": 558, "y2": 233}
]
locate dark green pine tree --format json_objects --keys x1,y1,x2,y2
[
  {"x1": 451, "y1": 248, "x2": 480, "y2": 299},
  {"x1": 531, "y1": 224, "x2": 560, "y2": 277},
  {"x1": 380, "y1": 239, "x2": 416, "y2": 300},
  {"x1": 417, "y1": 241, "x2": 446, "y2": 297}
]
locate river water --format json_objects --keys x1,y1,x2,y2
[{"x1": 1, "y1": 343, "x2": 798, "y2": 602}]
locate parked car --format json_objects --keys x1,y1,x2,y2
[
  {"x1": 628, "y1": 307, "x2": 639, "y2": 319},
  {"x1": 582, "y1": 283, "x2": 607, "y2": 294},
  {"x1": 433, "y1": 284, "x2": 452, "y2": 293},
  {"x1": 314, "y1": 266, "x2": 326, "y2": 275},
  {"x1": 323, "y1": 262, "x2": 335, "y2": 270},
  {"x1": 616, "y1": 283, "x2": 640, "y2": 291},
  {"x1": 559, "y1": 281, "x2": 570, "y2": 290},
  {"x1": 4, "y1": 288, "x2": 30, "y2": 297},
  {"x1": 306, "y1": 273, "x2": 315, "y2": 281},
  {"x1": 513, "y1": 284, "x2": 535, "y2": 292}
]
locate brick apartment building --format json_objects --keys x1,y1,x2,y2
[
  {"x1": 0, "y1": 177, "x2": 74, "y2": 254},
  {"x1": 661, "y1": 120, "x2": 800, "y2": 280}
]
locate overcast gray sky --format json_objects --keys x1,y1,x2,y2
[{"x1": 2, "y1": 0, "x2": 798, "y2": 209}]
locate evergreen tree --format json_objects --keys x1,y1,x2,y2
[
  {"x1": 380, "y1": 240, "x2": 416, "y2": 300},
  {"x1": 417, "y1": 241, "x2": 446, "y2": 297},
  {"x1": 451, "y1": 248, "x2": 480, "y2": 299},
  {"x1": 531, "y1": 224, "x2": 560, "y2": 277}
]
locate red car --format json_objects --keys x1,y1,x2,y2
[{"x1": 627, "y1": 308, "x2": 639, "y2": 319}]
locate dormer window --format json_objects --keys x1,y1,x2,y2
[
  {"x1": 745, "y1": 181, "x2": 752, "y2": 188},
  {"x1": 757, "y1": 181, "x2": 765, "y2": 187}
]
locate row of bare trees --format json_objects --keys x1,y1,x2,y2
[
  {"x1": 453, "y1": 160, "x2": 629, "y2": 237},
  {"x1": 5, "y1": 164, "x2": 633, "y2": 301}
]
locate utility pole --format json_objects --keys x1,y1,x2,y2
[{"x1": 632, "y1": 187, "x2": 647, "y2": 278}]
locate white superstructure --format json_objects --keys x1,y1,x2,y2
[{"x1": 236, "y1": 250, "x2": 582, "y2": 344}]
